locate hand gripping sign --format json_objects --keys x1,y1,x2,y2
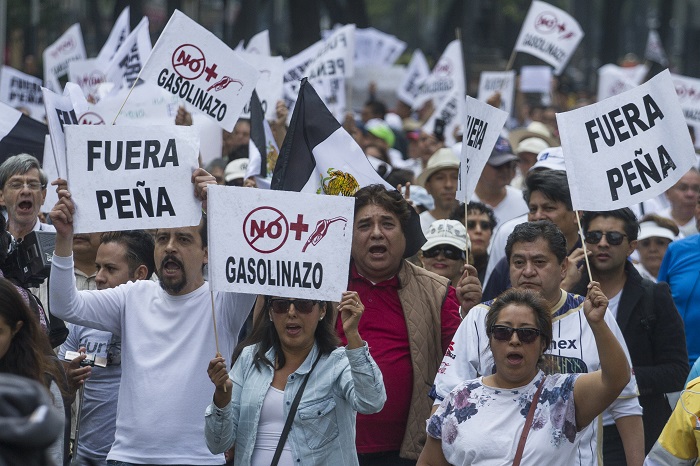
[
  {"x1": 64, "y1": 125, "x2": 201, "y2": 233},
  {"x1": 138, "y1": 9, "x2": 259, "y2": 132},
  {"x1": 556, "y1": 70, "x2": 697, "y2": 211},
  {"x1": 207, "y1": 186, "x2": 355, "y2": 301}
]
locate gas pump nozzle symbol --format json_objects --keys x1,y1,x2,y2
[{"x1": 302, "y1": 217, "x2": 347, "y2": 252}]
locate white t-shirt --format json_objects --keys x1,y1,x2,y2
[
  {"x1": 473, "y1": 185, "x2": 528, "y2": 225},
  {"x1": 428, "y1": 372, "x2": 581, "y2": 466},
  {"x1": 251, "y1": 386, "x2": 293, "y2": 466},
  {"x1": 420, "y1": 210, "x2": 438, "y2": 233},
  {"x1": 483, "y1": 214, "x2": 527, "y2": 287},
  {"x1": 431, "y1": 291, "x2": 641, "y2": 466},
  {"x1": 49, "y1": 254, "x2": 255, "y2": 465},
  {"x1": 658, "y1": 206, "x2": 698, "y2": 238}
]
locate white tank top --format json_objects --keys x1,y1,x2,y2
[{"x1": 251, "y1": 385, "x2": 294, "y2": 466}]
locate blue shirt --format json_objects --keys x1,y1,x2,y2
[
  {"x1": 658, "y1": 234, "x2": 700, "y2": 366},
  {"x1": 204, "y1": 342, "x2": 386, "y2": 465}
]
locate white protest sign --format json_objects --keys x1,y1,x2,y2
[
  {"x1": 246, "y1": 30, "x2": 271, "y2": 56},
  {"x1": 42, "y1": 135, "x2": 59, "y2": 210},
  {"x1": 0, "y1": 66, "x2": 44, "y2": 120},
  {"x1": 42, "y1": 83, "x2": 90, "y2": 178},
  {"x1": 139, "y1": 10, "x2": 259, "y2": 132},
  {"x1": 414, "y1": 40, "x2": 465, "y2": 109},
  {"x1": 64, "y1": 125, "x2": 201, "y2": 233},
  {"x1": 207, "y1": 185, "x2": 354, "y2": 300},
  {"x1": 42, "y1": 23, "x2": 87, "y2": 92},
  {"x1": 477, "y1": 71, "x2": 515, "y2": 115},
  {"x1": 457, "y1": 96, "x2": 509, "y2": 202},
  {"x1": 354, "y1": 27, "x2": 406, "y2": 68},
  {"x1": 82, "y1": 82, "x2": 180, "y2": 126},
  {"x1": 282, "y1": 40, "x2": 323, "y2": 115},
  {"x1": 104, "y1": 17, "x2": 151, "y2": 92},
  {"x1": 69, "y1": 58, "x2": 107, "y2": 102},
  {"x1": 557, "y1": 70, "x2": 697, "y2": 211},
  {"x1": 236, "y1": 52, "x2": 284, "y2": 120},
  {"x1": 305, "y1": 24, "x2": 356, "y2": 81},
  {"x1": 519, "y1": 65, "x2": 552, "y2": 93},
  {"x1": 645, "y1": 30, "x2": 668, "y2": 67},
  {"x1": 513, "y1": 0, "x2": 584, "y2": 75},
  {"x1": 597, "y1": 64, "x2": 648, "y2": 102},
  {"x1": 396, "y1": 49, "x2": 430, "y2": 106},
  {"x1": 97, "y1": 6, "x2": 130, "y2": 63},
  {"x1": 671, "y1": 73, "x2": 700, "y2": 127},
  {"x1": 423, "y1": 88, "x2": 465, "y2": 147}
]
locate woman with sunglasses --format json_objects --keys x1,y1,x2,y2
[
  {"x1": 419, "y1": 220, "x2": 469, "y2": 287},
  {"x1": 418, "y1": 285, "x2": 631, "y2": 466},
  {"x1": 204, "y1": 291, "x2": 386, "y2": 466}
]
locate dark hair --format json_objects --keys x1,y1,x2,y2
[
  {"x1": 580, "y1": 208, "x2": 639, "y2": 241},
  {"x1": 485, "y1": 289, "x2": 553, "y2": 361},
  {"x1": 640, "y1": 213, "x2": 680, "y2": 237},
  {"x1": 523, "y1": 170, "x2": 573, "y2": 211},
  {"x1": 364, "y1": 142, "x2": 389, "y2": 164},
  {"x1": 199, "y1": 215, "x2": 208, "y2": 249},
  {"x1": 364, "y1": 100, "x2": 387, "y2": 119},
  {"x1": 354, "y1": 184, "x2": 412, "y2": 234},
  {"x1": 506, "y1": 220, "x2": 568, "y2": 264},
  {"x1": 205, "y1": 158, "x2": 228, "y2": 173},
  {"x1": 100, "y1": 230, "x2": 156, "y2": 279},
  {"x1": 232, "y1": 298, "x2": 339, "y2": 370},
  {"x1": 0, "y1": 279, "x2": 64, "y2": 392},
  {"x1": 383, "y1": 168, "x2": 415, "y2": 188},
  {"x1": 450, "y1": 202, "x2": 497, "y2": 230}
]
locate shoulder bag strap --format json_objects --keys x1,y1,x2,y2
[
  {"x1": 271, "y1": 351, "x2": 323, "y2": 466},
  {"x1": 513, "y1": 377, "x2": 545, "y2": 466}
]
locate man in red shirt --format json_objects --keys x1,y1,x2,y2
[{"x1": 336, "y1": 184, "x2": 481, "y2": 465}]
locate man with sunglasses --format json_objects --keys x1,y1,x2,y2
[
  {"x1": 419, "y1": 220, "x2": 468, "y2": 287},
  {"x1": 572, "y1": 208, "x2": 689, "y2": 462},
  {"x1": 431, "y1": 220, "x2": 642, "y2": 466}
]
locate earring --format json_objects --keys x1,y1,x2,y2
[{"x1": 319, "y1": 316, "x2": 324, "y2": 321}]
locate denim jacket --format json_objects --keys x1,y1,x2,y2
[{"x1": 204, "y1": 342, "x2": 386, "y2": 465}]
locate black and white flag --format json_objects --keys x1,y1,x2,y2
[{"x1": 0, "y1": 102, "x2": 48, "y2": 164}]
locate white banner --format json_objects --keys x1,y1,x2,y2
[
  {"x1": 42, "y1": 135, "x2": 59, "y2": 209},
  {"x1": 557, "y1": 70, "x2": 697, "y2": 210},
  {"x1": 64, "y1": 125, "x2": 201, "y2": 233},
  {"x1": 69, "y1": 58, "x2": 107, "y2": 102},
  {"x1": 207, "y1": 185, "x2": 354, "y2": 300},
  {"x1": 246, "y1": 30, "x2": 271, "y2": 56},
  {"x1": 645, "y1": 30, "x2": 668, "y2": 67},
  {"x1": 104, "y1": 17, "x2": 152, "y2": 92},
  {"x1": 97, "y1": 6, "x2": 130, "y2": 63},
  {"x1": 457, "y1": 96, "x2": 510, "y2": 202},
  {"x1": 414, "y1": 40, "x2": 465, "y2": 110},
  {"x1": 305, "y1": 24, "x2": 356, "y2": 81},
  {"x1": 519, "y1": 65, "x2": 552, "y2": 93},
  {"x1": 354, "y1": 27, "x2": 406, "y2": 68},
  {"x1": 42, "y1": 24, "x2": 87, "y2": 92},
  {"x1": 671, "y1": 73, "x2": 700, "y2": 126},
  {"x1": 42, "y1": 83, "x2": 90, "y2": 178},
  {"x1": 513, "y1": 0, "x2": 584, "y2": 75},
  {"x1": 423, "y1": 88, "x2": 465, "y2": 147},
  {"x1": 597, "y1": 64, "x2": 649, "y2": 102},
  {"x1": 0, "y1": 66, "x2": 44, "y2": 120},
  {"x1": 477, "y1": 71, "x2": 516, "y2": 115},
  {"x1": 396, "y1": 49, "x2": 430, "y2": 106},
  {"x1": 139, "y1": 10, "x2": 259, "y2": 132},
  {"x1": 81, "y1": 82, "x2": 180, "y2": 126},
  {"x1": 236, "y1": 52, "x2": 284, "y2": 121},
  {"x1": 282, "y1": 41, "x2": 324, "y2": 118}
]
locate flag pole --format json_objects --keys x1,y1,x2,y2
[
  {"x1": 575, "y1": 210, "x2": 593, "y2": 282},
  {"x1": 505, "y1": 49, "x2": 517, "y2": 72}
]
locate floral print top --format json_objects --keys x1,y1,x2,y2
[{"x1": 427, "y1": 371, "x2": 581, "y2": 465}]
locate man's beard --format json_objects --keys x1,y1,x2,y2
[{"x1": 158, "y1": 254, "x2": 187, "y2": 294}]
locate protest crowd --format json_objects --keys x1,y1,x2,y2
[{"x1": 3, "y1": 2, "x2": 700, "y2": 466}]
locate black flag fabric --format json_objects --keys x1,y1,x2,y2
[{"x1": 0, "y1": 103, "x2": 48, "y2": 164}]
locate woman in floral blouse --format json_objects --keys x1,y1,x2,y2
[{"x1": 418, "y1": 286, "x2": 631, "y2": 466}]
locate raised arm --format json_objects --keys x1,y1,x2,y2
[{"x1": 573, "y1": 281, "x2": 631, "y2": 429}]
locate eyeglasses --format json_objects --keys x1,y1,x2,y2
[
  {"x1": 467, "y1": 220, "x2": 491, "y2": 231},
  {"x1": 584, "y1": 231, "x2": 627, "y2": 246},
  {"x1": 5, "y1": 181, "x2": 45, "y2": 191},
  {"x1": 491, "y1": 325, "x2": 541, "y2": 344},
  {"x1": 269, "y1": 298, "x2": 318, "y2": 314},
  {"x1": 422, "y1": 246, "x2": 466, "y2": 260},
  {"x1": 639, "y1": 237, "x2": 671, "y2": 248}
]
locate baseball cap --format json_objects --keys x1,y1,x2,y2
[
  {"x1": 530, "y1": 146, "x2": 565, "y2": 171},
  {"x1": 365, "y1": 118, "x2": 396, "y2": 147},
  {"x1": 421, "y1": 219, "x2": 469, "y2": 251},
  {"x1": 416, "y1": 148, "x2": 460, "y2": 186},
  {"x1": 224, "y1": 158, "x2": 249, "y2": 182},
  {"x1": 487, "y1": 136, "x2": 518, "y2": 167},
  {"x1": 638, "y1": 221, "x2": 677, "y2": 242}
]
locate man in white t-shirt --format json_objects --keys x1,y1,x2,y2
[
  {"x1": 49, "y1": 169, "x2": 256, "y2": 465},
  {"x1": 472, "y1": 136, "x2": 528, "y2": 225},
  {"x1": 431, "y1": 220, "x2": 643, "y2": 466}
]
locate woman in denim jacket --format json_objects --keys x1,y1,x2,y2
[{"x1": 204, "y1": 291, "x2": 386, "y2": 465}]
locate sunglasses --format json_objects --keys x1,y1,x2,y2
[
  {"x1": 491, "y1": 325, "x2": 541, "y2": 344},
  {"x1": 584, "y1": 231, "x2": 627, "y2": 246},
  {"x1": 467, "y1": 220, "x2": 491, "y2": 231},
  {"x1": 639, "y1": 238, "x2": 671, "y2": 248},
  {"x1": 269, "y1": 299, "x2": 318, "y2": 314},
  {"x1": 422, "y1": 246, "x2": 466, "y2": 260}
]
